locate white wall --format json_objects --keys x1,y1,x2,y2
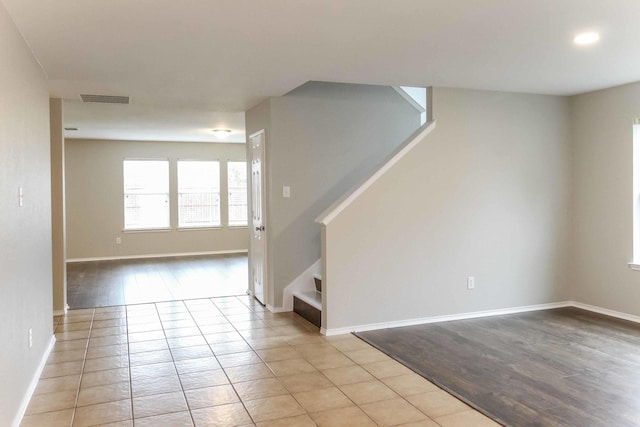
[
  {"x1": 0, "y1": 3, "x2": 53, "y2": 425},
  {"x1": 246, "y1": 82, "x2": 421, "y2": 308},
  {"x1": 323, "y1": 88, "x2": 572, "y2": 331},
  {"x1": 571, "y1": 82, "x2": 640, "y2": 315},
  {"x1": 65, "y1": 139, "x2": 248, "y2": 259}
]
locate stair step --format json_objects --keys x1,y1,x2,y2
[{"x1": 293, "y1": 290, "x2": 321, "y2": 328}]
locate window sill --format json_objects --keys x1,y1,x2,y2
[
  {"x1": 228, "y1": 225, "x2": 249, "y2": 229},
  {"x1": 123, "y1": 227, "x2": 172, "y2": 233},
  {"x1": 628, "y1": 262, "x2": 640, "y2": 270},
  {"x1": 177, "y1": 226, "x2": 223, "y2": 231}
]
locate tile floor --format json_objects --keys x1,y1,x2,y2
[{"x1": 22, "y1": 296, "x2": 499, "y2": 427}]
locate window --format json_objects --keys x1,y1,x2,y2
[
  {"x1": 123, "y1": 160, "x2": 170, "y2": 230},
  {"x1": 228, "y1": 161, "x2": 248, "y2": 226},
  {"x1": 178, "y1": 160, "x2": 220, "y2": 227}
]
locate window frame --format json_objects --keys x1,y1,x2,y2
[
  {"x1": 177, "y1": 159, "x2": 222, "y2": 229},
  {"x1": 122, "y1": 158, "x2": 171, "y2": 232}
]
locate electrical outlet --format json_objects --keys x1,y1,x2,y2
[
  {"x1": 116, "y1": 237, "x2": 122, "y2": 244},
  {"x1": 467, "y1": 276, "x2": 475, "y2": 290},
  {"x1": 18, "y1": 187, "x2": 24, "y2": 207},
  {"x1": 28, "y1": 328, "x2": 33, "y2": 349}
]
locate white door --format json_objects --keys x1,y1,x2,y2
[{"x1": 250, "y1": 130, "x2": 267, "y2": 305}]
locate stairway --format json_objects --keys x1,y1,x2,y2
[{"x1": 293, "y1": 274, "x2": 322, "y2": 327}]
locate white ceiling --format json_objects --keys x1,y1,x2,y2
[{"x1": 3, "y1": 0, "x2": 640, "y2": 141}]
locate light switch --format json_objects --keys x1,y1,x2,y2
[{"x1": 283, "y1": 186, "x2": 291, "y2": 198}]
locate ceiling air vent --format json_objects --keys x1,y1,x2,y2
[{"x1": 80, "y1": 94, "x2": 130, "y2": 104}]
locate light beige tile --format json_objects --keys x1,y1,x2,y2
[
  {"x1": 256, "y1": 414, "x2": 315, "y2": 427},
  {"x1": 171, "y1": 345, "x2": 213, "y2": 361},
  {"x1": 131, "y1": 373, "x2": 182, "y2": 397},
  {"x1": 20, "y1": 408, "x2": 73, "y2": 427},
  {"x1": 234, "y1": 378, "x2": 289, "y2": 401},
  {"x1": 243, "y1": 395, "x2": 305, "y2": 423},
  {"x1": 395, "y1": 419, "x2": 441, "y2": 427},
  {"x1": 77, "y1": 381, "x2": 131, "y2": 407},
  {"x1": 279, "y1": 372, "x2": 333, "y2": 393},
  {"x1": 255, "y1": 346, "x2": 301, "y2": 362},
  {"x1": 89, "y1": 334, "x2": 128, "y2": 347},
  {"x1": 91, "y1": 326, "x2": 128, "y2": 337},
  {"x1": 180, "y1": 369, "x2": 229, "y2": 390},
  {"x1": 34, "y1": 374, "x2": 80, "y2": 395},
  {"x1": 305, "y1": 352, "x2": 355, "y2": 370},
  {"x1": 167, "y1": 335, "x2": 207, "y2": 349},
  {"x1": 191, "y1": 402, "x2": 252, "y2": 427},
  {"x1": 360, "y1": 398, "x2": 427, "y2": 426},
  {"x1": 434, "y1": 410, "x2": 501, "y2": 427},
  {"x1": 55, "y1": 321, "x2": 91, "y2": 332},
  {"x1": 128, "y1": 330, "x2": 166, "y2": 343},
  {"x1": 86, "y1": 343, "x2": 128, "y2": 359},
  {"x1": 130, "y1": 362, "x2": 176, "y2": 380},
  {"x1": 245, "y1": 337, "x2": 289, "y2": 350},
  {"x1": 25, "y1": 390, "x2": 77, "y2": 415},
  {"x1": 129, "y1": 349, "x2": 173, "y2": 366},
  {"x1": 129, "y1": 339, "x2": 168, "y2": 354},
  {"x1": 293, "y1": 343, "x2": 340, "y2": 358},
  {"x1": 41, "y1": 361, "x2": 84, "y2": 379},
  {"x1": 217, "y1": 351, "x2": 262, "y2": 368},
  {"x1": 81, "y1": 367, "x2": 130, "y2": 388},
  {"x1": 330, "y1": 337, "x2": 372, "y2": 352},
  {"x1": 406, "y1": 390, "x2": 470, "y2": 418},
  {"x1": 73, "y1": 399, "x2": 132, "y2": 427},
  {"x1": 55, "y1": 330, "x2": 90, "y2": 342},
  {"x1": 267, "y1": 359, "x2": 316, "y2": 377},
  {"x1": 339, "y1": 380, "x2": 398, "y2": 405},
  {"x1": 225, "y1": 363, "x2": 274, "y2": 383},
  {"x1": 321, "y1": 365, "x2": 375, "y2": 386},
  {"x1": 292, "y1": 386, "x2": 353, "y2": 413},
  {"x1": 164, "y1": 327, "x2": 202, "y2": 339},
  {"x1": 175, "y1": 357, "x2": 221, "y2": 375},
  {"x1": 134, "y1": 411, "x2": 194, "y2": 427},
  {"x1": 361, "y1": 360, "x2": 412, "y2": 379},
  {"x1": 185, "y1": 384, "x2": 239, "y2": 409},
  {"x1": 84, "y1": 354, "x2": 129, "y2": 372},
  {"x1": 343, "y1": 348, "x2": 389, "y2": 365},
  {"x1": 309, "y1": 406, "x2": 377, "y2": 427},
  {"x1": 211, "y1": 340, "x2": 253, "y2": 355},
  {"x1": 381, "y1": 374, "x2": 439, "y2": 396},
  {"x1": 133, "y1": 391, "x2": 188, "y2": 418},
  {"x1": 52, "y1": 339, "x2": 88, "y2": 352}
]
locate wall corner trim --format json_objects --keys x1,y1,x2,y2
[
  {"x1": 12, "y1": 335, "x2": 56, "y2": 427},
  {"x1": 315, "y1": 120, "x2": 436, "y2": 226}
]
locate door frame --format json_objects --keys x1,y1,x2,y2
[{"x1": 248, "y1": 129, "x2": 268, "y2": 306}]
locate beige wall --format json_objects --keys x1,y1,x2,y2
[
  {"x1": 50, "y1": 99, "x2": 66, "y2": 313},
  {"x1": 571, "y1": 82, "x2": 640, "y2": 314},
  {"x1": 0, "y1": 3, "x2": 53, "y2": 425},
  {"x1": 324, "y1": 88, "x2": 572, "y2": 331},
  {"x1": 65, "y1": 139, "x2": 248, "y2": 259},
  {"x1": 246, "y1": 82, "x2": 421, "y2": 308}
]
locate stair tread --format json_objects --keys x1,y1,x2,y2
[{"x1": 293, "y1": 290, "x2": 321, "y2": 310}]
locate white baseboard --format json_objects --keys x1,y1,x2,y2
[
  {"x1": 266, "y1": 304, "x2": 291, "y2": 313},
  {"x1": 13, "y1": 335, "x2": 56, "y2": 427},
  {"x1": 323, "y1": 301, "x2": 573, "y2": 336},
  {"x1": 572, "y1": 301, "x2": 640, "y2": 324},
  {"x1": 282, "y1": 259, "x2": 321, "y2": 312},
  {"x1": 67, "y1": 249, "x2": 248, "y2": 263}
]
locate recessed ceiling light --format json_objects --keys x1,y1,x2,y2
[
  {"x1": 212, "y1": 129, "x2": 232, "y2": 139},
  {"x1": 574, "y1": 32, "x2": 600, "y2": 46}
]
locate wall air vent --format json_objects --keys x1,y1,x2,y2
[
  {"x1": 64, "y1": 127, "x2": 78, "y2": 131},
  {"x1": 80, "y1": 94, "x2": 130, "y2": 104}
]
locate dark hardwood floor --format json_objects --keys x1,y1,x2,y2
[
  {"x1": 67, "y1": 254, "x2": 248, "y2": 309},
  {"x1": 357, "y1": 307, "x2": 640, "y2": 427}
]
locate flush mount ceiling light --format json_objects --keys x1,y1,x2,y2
[
  {"x1": 212, "y1": 129, "x2": 232, "y2": 139},
  {"x1": 574, "y1": 32, "x2": 600, "y2": 46}
]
